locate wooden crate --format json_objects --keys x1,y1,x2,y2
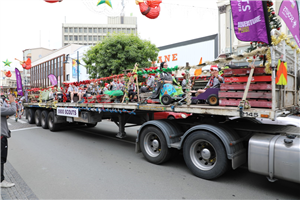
[
  {"x1": 219, "y1": 91, "x2": 271, "y2": 99},
  {"x1": 219, "y1": 99, "x2": 272, "y2": 108},
  {"x1": 220, "y1": 83, "x2": 272, "y2": 91},
  {"x1": 223, "y1": 67, "x2": 266, "y2": 77}
]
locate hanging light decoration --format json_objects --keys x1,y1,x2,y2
[{"x1": 44, "y1": 0, "x2": 63, "y2": 3}]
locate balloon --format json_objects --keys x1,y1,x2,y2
[
  {"x1": 5, "y1": 70, "x2": 12, "y2": 77},
  {"x1": 136, "y1": 0, "x2": 162, "y2": 19}
]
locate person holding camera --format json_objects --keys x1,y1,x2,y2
[{"x1": 1, "y1": 94, "x2": 16, "y2": 188}]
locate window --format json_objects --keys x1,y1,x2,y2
[
  {"x1": 69, "y1": 35, "x2": 73, "y2": 40},
  {"x1": 113, "y1": 28, "x2": 117, "y2": 33},
  {"x1": 79, "y1": 36, "x2": 82, "y2": 41},
  {"x1": 84, "y1": 28, "x2": 87, "y2": 33},
  {"x1": 93, "y1": 36, "x2": 97, "y2": 41},
  {"x1": 84, "y1": 36, "x2": 87, "y2": 41},
  {"x1": 94, "y1": 28, "x2": 97, "y2": 33},
  {"x1": 74, "y1": 28, "x2": 78, "y2": 33},
  {"x1": 89, "y1": 28, "x2": 92, "y2": 33},
  {"x1": 118, "y1": 28, "x2": 121, "y2": 33},
  {"x1": 64, "y1": 28, "x2": 68, "y2": 33},
  {"x1": 84, "y1": 43, "x2": 87, "y2": 45},
  {"x1": 66, "y1": 74, "x2": 69, "y2": 81},
  {"x1": 79, "y1": 28, "x2": 83, "y2": 33},
  {"x1": 89, "y1": 36, "x2": 92, "y2": 41},
  {"x1": 74, "y1": 36, "x2": 78, "y2": 41},
  {"x1": 98, "y1": 36, "x2": 102, "y2": 41},
  {"x1": 108, "y1": 28, "x2": 111, "y2": 33},
  {"x1": 64, "y1": 36, "x2": 68, "y2": 41},
  {"x1": 98, "y1": 28, "x2": 102, "y2": 33},
  {"x1": 69, "y1": 28, "x2": 73, "y2": 33},
  {"x1": 103, "y1": 28, "x2": 107, "y2": 33},
  {"x1": 127, "y1": 28, "x2": 130, "y2": 33}
]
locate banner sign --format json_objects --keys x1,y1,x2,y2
[
  {"x1": 48, "y1": 74, "x2": 58, "y2": 86},
  {"x1": 15, "y1": 68, "x2": 23, "y2": 96},
  {"x1": 278, "y1": 0, "x2": 300, "y2": 48},
  {"x1": 230, "y1": 0, "x2": 271, "y2": 44},
  {"x1": 57, "y1": 108, "x2": 79, "y2": 117}
]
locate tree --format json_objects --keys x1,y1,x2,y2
[{"x1": 82, "y1": 33, "x2": 159, "y2": 78}]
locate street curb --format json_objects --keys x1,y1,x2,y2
[{"x1": 1, "y1": 161, "x2": 39, "y2": 200}]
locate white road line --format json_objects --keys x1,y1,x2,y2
[
  {"x1": 18, "y1": 119, "x2": 27, "y2": 124},
  {"x1": 7, "y1": 122, "x2": 12, "y2": 126},
  {"x1": 11, "y1": 127, "x2": 41, "y2": 132}
]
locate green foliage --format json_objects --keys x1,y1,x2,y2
[{"x1": 82, "y1": 33, "x2": 159, "y2": 78}]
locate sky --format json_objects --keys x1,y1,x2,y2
[{"x1": 0, "y1": 0, "x2": 218, "y2": 72}]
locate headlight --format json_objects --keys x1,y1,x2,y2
[{"x1": 181, "y1": 114, "x2": 187, "y2": 118}]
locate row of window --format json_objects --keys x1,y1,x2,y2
[
  {"x1": 64, "y1": 43, "x2": 96, "y2": 46},
  {"x1": 64, "y1": 27, "x2": 135, "y2": 34},
  {"x1": 64, "y1": 35, "x2": 107, "y2": 42}
]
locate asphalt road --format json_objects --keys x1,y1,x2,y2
[{"x1": 6, "y1": 117, "x2": 300, "y2": 199}]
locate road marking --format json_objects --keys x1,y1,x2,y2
[
  {"x1": 78, "y1": 129, "x2": 135, "y2": 145},
  {"x1": 11, "y1": 127, "x2": 41, "y2": 132},
  {"x1": 8, "y1": 122, "x2": 12, "y2": 126},
  {"x1": 18, "y1": 119, "x2": 27, "y2": 124}
]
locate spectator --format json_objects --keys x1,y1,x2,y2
[{"x1": 1, "y1": 94, "x2": 16, "y2": 188}]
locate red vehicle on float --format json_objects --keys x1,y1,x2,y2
[{"x1": 154, "y1": 112, "x2": 192, "y2": 120}]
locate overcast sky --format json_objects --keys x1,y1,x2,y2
[{"x1": 0, "y1": 0, "x2": 218, "y2": 71}]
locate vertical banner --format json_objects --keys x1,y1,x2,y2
[
  {"x1": 230, "y1": 0, "x2": 271, "y2": 44},
  {"x1": 278, "y1": 0, "x2": 300, "y2": 48},
  {"x1": 72, "y1": 59, "x2": 79, "y2": 78},
  {"x1": 48, "y1": 74, "x2": 58, "y2": 86},
  {"x1": 15, "y1": 68, "x2": 24, "y2": 96}
]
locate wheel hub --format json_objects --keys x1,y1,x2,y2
[
  {"x1": 152, "y1": 139, "x2": 159, "y2": 150},
  {"x1": 201, "y1": 148, "x2": 211, "y2": 160}
]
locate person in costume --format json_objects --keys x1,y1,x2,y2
[
  {"x1": 141, "y1": 74, "x2": 155, "y2": 93},
  {"x1": 128, "y1": 77, "x2": 137, "y2": 102},
  {"x1": 194, "y1": 65, "x2": 223, "y2": 96}
]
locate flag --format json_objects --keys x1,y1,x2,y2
[
  {"x1": 48, "y1": 74, "x2": 58, "y2": 86},
  {"x1": 230, "y1": 0, "x2": 271, "y2": 44},
  {"x1": 278, "y1": 0, "x2": 300, "y2": 48},
  {"x1": 276, "y1": 59, "x2": 287, "y2": 85},
  {"x1": 15, "y1": 68, "x2": 23, "y2": 96}
]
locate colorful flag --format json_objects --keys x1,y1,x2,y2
[
  {"x1": 276, "y1": 59, "x2": 288, "y2": 85},
  {"x1": 230, "y1": 0, "x2": 271, "y2": 44},
  {"x1": 278, "y1": 0, "x2": 300, "y2": 48},
  {"x1": 48, "y1": 74, "x2": 58, "y2": 86},
  {"x1": 15, "y1": 68, "x2": 23, "y2": 96}
]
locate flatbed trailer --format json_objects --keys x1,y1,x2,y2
[{"x1": 23, "y1": 30, "x2": 300, "y2": 183}]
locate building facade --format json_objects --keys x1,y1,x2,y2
[
  {"x1": 62, "y1": 16, "x2": 137, "y2": 46},
  {"x1": 22, "y1": 47, "x2": 55, "y2": 89},
  {"x1": 217, "y1": 0, "x2": 300, "y2": 55},
  {"x1": 30, "y1": 44, "x2": 89, "y2": 88}
]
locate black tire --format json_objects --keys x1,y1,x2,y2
[
  {"x1": 35, "y1": 110, "x2": 42, "y2": 126},
  {"x1": 86, "y1": 122, "x2": 97, "y2": 127},
  {"x1": 48, "y1": 111, "x2": 59, "y2": 132},
  {"x1": 207, "y1": 94, "x2": 219, "y2": 106},
  {"x1": 161, "y1": 94, "x2": 172, "y2": 105},
  {"x1": 140, "y1": 126, "x2": 173, "y2": 164},
  {"x1": 183, "y1": 131, "x2": 228, "y2": 180},
  {"x1": 27, "y1": 109, "x2": 35, "y2": 124},
  {"x1": 167, "y1": 115, "x2": 175, "y2": 120},
  {"x1": 41, "y1": 110, "x2": 49, "y2": 129}
]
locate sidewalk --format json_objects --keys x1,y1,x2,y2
[{"x1": 1, "y1": 161, "x2": 38, "y2": 200}]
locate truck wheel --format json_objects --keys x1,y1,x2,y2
[
  {"x1": 140, "y1": 126, "x2": 173, "y2": 164},
  {"x1": 207, "y1": 94, "x2": 219, "y2": 106},
  {"x1": 27, "y1": 109, "x2": 35, "y2": 124},
  {"x1": 41, "y1": 110, "x2": 49, "y2": 129},
  {"x1": 183, "y1": 131, "x2": 228, "y2": 179},
  {"x1": 48, "y1": 111, "x2": 59, "y2": 132},
  {"x1": 86, "y1": 122, "x2": 97, "y2": 127},
  {"x1": 161, "y1": 94, "x2": 172, "y2": 105},
  {"x1": 35, "y1": 110, "x2": 42, "y2": 126}
]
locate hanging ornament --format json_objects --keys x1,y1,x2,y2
[
  {"x1": 5, "y1": 70, "x2": 12, "y2": 77},
  {"x1": 15, "y1": 58, "x2": 31, "y2": 70},
  {"x1": 44, "y1": 0, "x2": 63, "y2": 3},
  {"x1": 97, "y1": 0, "x2": 112, "y2": 8},
  {"x1": 136, "y1": 0, "x2": 162, "y2": 19},
  {"x1": 3, "y1": 59, "x2": 12, "y2": 67}
]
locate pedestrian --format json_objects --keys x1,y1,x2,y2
[{"x1": 1, "y1": 94, "x2": 16, "y2": 188}]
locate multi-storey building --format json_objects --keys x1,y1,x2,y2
[{"x1": 62, "y1": 16, "x2": 137, "y2": 46}]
